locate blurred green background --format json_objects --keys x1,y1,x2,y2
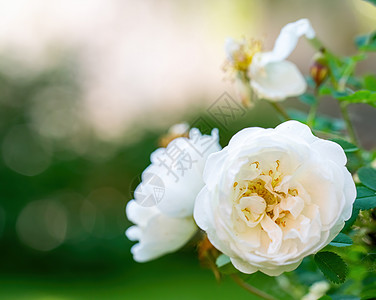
[{"x1": 0, "y1": 0, "x2": 375, "y2": 299}]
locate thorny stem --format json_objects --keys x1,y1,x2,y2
[
  {"x1": 231, "y1": 274, "x2": 277, "y2": 300},
  {"x1": 269, "y1": 102, "x2": 290, "y2": 121}
]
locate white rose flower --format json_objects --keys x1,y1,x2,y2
[
  {"x1": 225, "y1": 19, "x2": 315, "y2": 101},
  {"x1": 194, "y1": 120, "x2": 356, "y2": 276},
  {"x1": 126, "y1": 127, "x2": 221, "y2": 262},
  {"x1": 249, "y1": 18, "x2": 315, "y2": 101}
]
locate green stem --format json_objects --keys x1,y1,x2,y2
[
  {"x1": 338, "y1": 60, "x2": 357, "y2": 92},
  {"x1": 231, "y1": 274, "x2": 277, "y2": 300},
  {"x1": 340, "y1": 101, "x2": 359, "y2": 147},
  {"x1": 307, "y1": 88, "x2": 320, "y2": 128},
  {"x1": 269, "y1": 102, "x2": 290, "y2": 121}
]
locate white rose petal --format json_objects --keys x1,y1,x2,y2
[
  {"x1": 126, "y1": 200, "x2": 197, "y2": 262},
  {"x1": 249, "y1": 18, "x2": 315, "y2": 101},
  {"x1": 194, "y1": 120, "x2": 356, "y2": 276},
  {"x1": 126, "y1": 127, "x2": 221, "y2": 262}
]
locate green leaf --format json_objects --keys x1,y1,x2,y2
[
  {"x1": 364, "y1": 74, "x2": 376, "y2": 91},
  {"x1": 215, "y1": 254, "x2": 237, "y2": 274},
  {"x1": 355, "y1": 196, "x2": 376, "y2": 210},
  {"x1": 354, "y1": 186, "x2": 376, "y2": 210},
  {"x1": 318, "y1": 296, "x2": 332, "y2": 300},
  {"x1": 336, "y1": 90, "x2": 376, "y2": 107},
  {"x1": 299, "y1": 93, "x2": 316, "y2": 106},
  {"x1": 357, "y1": 186, "x2": 376, "y2": 198},
  {"x1": 314, "y1": 251, "x2": 348, "y2": 284},
  {"x1": 331, "y1": 138, "x2": 358, "y2": 153},
  {"x1": 329, "y1": 233, "x2": 353, "y2": 247},
  {"x1": 342, "y1": 207, "x2": 360, "y2": 232},
  {"x1": 319, "y1": 85, "x2": 334, "y2": 96},
  {"x1": 355, "y1": 31, "x2": 376, "y2": 51},
  {"x1": 358, "y1": 167, "x2": 376, "y2": 190},
  {"x1": 363, "y1": 0, "x2": 376, "y2": 6}
]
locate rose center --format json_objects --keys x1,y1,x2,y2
[
  {"x1": 231, "y1": 40, "x2": 262, "y2": 72},
  {"x1": 233, "y1": 160, "x2": 301, "y2": 229}
]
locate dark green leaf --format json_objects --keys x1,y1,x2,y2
[
  {"x1": 355, "y1": 31, "x2": 376, "y2": 51},
  {"x1": 336, "y1": 90, "x2": 376, "y2": 107},
  {"x1": 318, "y1": 296, "x2": 332, "y2": 300},
  {"x1": 299, "y1": 93, "x2": 316, "y2": 106},
  {"x1": 355, "y1": 196, "x2": 376, "y2": 210},
  {"x1": 355, "y1": 185, "x2": 376, "y2": 210},
  {"x1": 358, "y1": 167, "x2": 376, "y2": 190},
  {"x1": 331, "y1": 139, "x2": 358, "y2": 153},
  {"x1": 314, "y1": 251, "x2": 348, "y2": 284},
  {"x1": 357, "y1": 186, "x2": 376, "y2": 198},
  {"x1": 215, "y1": 254, "x2": 238, "y2": 274},
  {"x1": 363, "y1": 0, "x2": 376, "y2": 6},
  {"x1": 329, "y1": 233, "x2": 353, "y2": 247},
  {"x1": 342, "y1": 207, "x2": 360, "y2": 232}
]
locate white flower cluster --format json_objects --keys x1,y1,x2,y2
[
  {"x1": 126, "y1": 120, "x2": 356, "y2": 275},
  {"x1": 126, "y1": 19, "x2": 356, "y2": 276}
]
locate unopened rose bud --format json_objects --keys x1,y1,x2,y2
[{"x1": 310, "y1": 51, "x2": 329, "y2": 87}]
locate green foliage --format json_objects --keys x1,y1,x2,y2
[
  {"x1": 342, "y1": 207, "x2": 360, "y2": 232},
  {"x1": 355, "y1": 31, "x2": 376, "y2": 51},
  {"x1": 314, "y1": 252, "x2": 348, "y2": 284},
  {"x1": 354, "y1": 186, "x2": 376, "y2": 210},
  {"x1": 363, "y1": 0, "x2": 376, "y2": 6},
  {"x1": 331, "y1": 139, "x2": 358, "y2": 153},
  {"x1": 358, "y1": 167, "x2": 376, "y2": 190},
  {"x1": 287, "y1": 109, "x2": 344, "y2": 132},
  {"x1": 363, "y1": 75, "x2": 376, "y2": 91},
  {"x1": 299, "y1": 93, "x2": 316, "y2": 106},
  {"x1": 329, "y1": 233, "x2": 353, "y2": 247},
  {"x1": 336, "y1": 90, "x2": 376, "y2": 107}
]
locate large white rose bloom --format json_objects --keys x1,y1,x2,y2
[
  {"x1": 126, "y1": 127, "x2": 221, "y2": 262},
  {"x1": 226, "y1": 18, "x2": 315, "y2": 101},
  {"x1": 194, "y1": 121, "x2": 356, "y2": 276}
]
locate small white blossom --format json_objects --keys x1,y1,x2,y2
[
  {"x1": 226, "y1": 19, "x2": 315, "y2": 101},
  {"x1": 249, "y1": 19, "x2": 315, "y2": 101},
  {"x1": 126, "y1": 127, "x2": 221, "y2": 262}
]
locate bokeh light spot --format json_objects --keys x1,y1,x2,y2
[
  {"x1": 16, "y1": 199, "x2": 67, "y2": 251},
  {"x1": 2, "y1": 125, "x2": 51, "y2": 176}
]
